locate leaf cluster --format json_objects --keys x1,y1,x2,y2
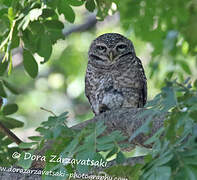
[
  {"x1": 117, "y1": 0, "x2": 196, "y2": 89},
  {"x1": 114, "y1": 78, "x2": 197, "y2": 180},
  {"x1": 0, "y1": 102, "x2": 23, "y2": 166},
  {"x1": 0, "y1": 0, "x2": 118, "y2": 78},
  {"x1": 16, "y1": 111, "x2": 127, "y2": 179}
]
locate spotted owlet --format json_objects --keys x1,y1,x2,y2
[{"x1": 85, "y1": 33, "x2": 147, "y2": 115}]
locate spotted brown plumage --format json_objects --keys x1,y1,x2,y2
[{"x1": 85, "y1": 33, "x2": 147, "y2": 115}]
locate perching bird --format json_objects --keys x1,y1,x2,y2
[{"x1": 85, "y1": 33, "x2": 147, "y2": 115}]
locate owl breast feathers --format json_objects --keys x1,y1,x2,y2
[{"x1": 85, "y1": 33, "x2": 147, "y2": 115}]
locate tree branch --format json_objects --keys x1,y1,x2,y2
[
  {"x1": 0, "y1": 108, "x2": 165, "y2": 179},
  {"x1": 32, "y1": 108, "x2": 164, "y2": 168},
  {"x1": 63, "y1": 14, "x2": 97, "y2": 36},
  {"x1": 0, "y1": 121, "x2": 22, "y2": 145},
  {"x1": 72, "y1": 108, "x2": 164, "y2": 146}
]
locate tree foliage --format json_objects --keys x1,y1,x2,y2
[
  {"x1": 129, "y1": 79, "x2": 197, "y2": 180},
  {"x1": 117, "y1": 0, "x2": 197, "y2": 88},
  {"x1": 0, "y1": 0, "x2": 197, "y2": 179}
]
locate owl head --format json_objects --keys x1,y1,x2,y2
[{"x1": 88, "y1": 33, "x2": 136, "y2": 66}]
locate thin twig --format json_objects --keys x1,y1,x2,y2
[
  {"x1": 0, "y1": 121, "x2": 22, "y2": 145},
  {"x1": 40, "y1": 107, "x2": 57, "y2": 116}
]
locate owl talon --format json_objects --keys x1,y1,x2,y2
[{"x1": 99, "y1": 104, "x2": 110, "y2": 113}]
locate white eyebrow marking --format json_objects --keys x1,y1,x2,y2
[
  {"x1": 115, "y1": 42, "x2": 127, "y2": 48},
  {"x1": 96, "y1": 43, "x2": 108, "y2": 47}
]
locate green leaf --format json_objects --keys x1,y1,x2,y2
[
  {"x1": 155, "y1": 166, "x2": 171, "y2": 180},
  {"x1": 2, "y1": 103, "x2": 18, "y2": 115},
  {"x1": 144, "y1": 127, "x2": 164, "y2": 145},
  {"x1": 84, "y1": 133, "x2": 95, "y2": 145},
  {"x1": 44, "y1": 20, "x2": 64, "y2": 30},
  {"x1": 17, "y1": 150, "x2": 34, "y2": 169},
  {"x1": 35, "y1": 127, "x2": 52, "y2": 138},
  {"x1": 183, "y1": 157, "x2": 197, "y2": 166},
  {"x1": 95, "y1": 120, "x2": 106, "y2": 137},
  {"x1": 0, "y1": 17, "x2": 9, "y2": 36},
  {"x1": 107, "y1": 165, "x2": 142, "y2": 180},
  {"x1": 162, "y1": 85, "x2": 177, "y2": 111},
  {"x1": 111, "y1": 130, "x2": 127, "y2": 142},
  {"x1": 29, "y1": 21, "x2": 45, "y2": 34},
  {"x1": 184, "y1": 165, "x2": 197, "y2": 180},
  {"x1": 43, "y1": 20, "x2": 64, "y2": 46},
  {"x1": 97, "y1": 143, "x2": 114, "y2": 151},
  {"x1": 37, "y1": 34, "x2": 52, "y2": 61},
  {"x1": 0, "y1": 117, "x2": 24, "y2": 129},
  {"x1": 63, "y1": 137, "x2": 79, "y2": 154},
  {"x1": 181, "y1": 149, "x2": 197, "y2": 157},
  {"x1": 41, "y1": 8, "x2": 56, "y2": 18},
  {"x1": 194, "y1": 79, "x2": 197, "y2": 88},
  {"x1": 28, "y1": 136, "x2": 42, "y2": 141},
  {"x1": 8, "y1": 7, "x2": 14, "y2": 22},
  {"x1": 179, "y1": 60, "x2": 192, "y2": 75},
  {"x1": 2, "y1": 80, "x2": 20, "y2": 94},
  {"x1": 23, "y1": 49, "x2": 38, "y2": 78},
  {"x1": 76, "y1": 151, "x2": 94, "y2": 173},
  {"x1": 22, "y1": 30, "x2": 38, "y2": 53},
  {"x1": 42, "y1": 116, "x2": 57, "y2": 127},
  {"x1": 155, "y1": 153, "x2": 174, "y2": 166},
  {"x1": 85, "y1": 0, "x2": 96, "y2": 12},
  {"x1": 106, "y1": 146, "x2": 118, "y2": 159},
  {"x1": 189, "y1": 110, "x2": 197, "y2": 121},
  {"x1": 59, "y1": 111, "x2": 68, "y2": 118},
  {"x1": 0, "y1": 6, "x2": 7, "y2": 18},
  {"x1": 18, "y1": 142, "x2": 37, "y2": 149},
  {"x1": 97, "y1": 136, "x2": 114, "y2": 144},
  {"x1": 1, "y1": 137, "x2": 13, "y2": 146},
  {"x1": 53, "y1": 124, "x2": 64, "y2": 138},
  {"x1": 10, "y1": 31, "x2": 20, "y2": 49},
  {"x1": 58, "y1": 0, "x2": 75, "y2": 23},
  {"x1": 67, "y1": 0, "x2": 84, "y2": 6},
  {"x1": 129, "y1": 114, "x2": 153, "y2": 142},
  {"x1": 0, "y1": 81, "x2": 7, "y2": 98},
  {"x1": 8, "y1": 58, "x2": 12, "y2": 75},
  {"x1": 0, "y1": 61, "x2": 8, "y2": 76},
  {"x1": 116, "y1": 151, "x2": 126, "y2": 164}
]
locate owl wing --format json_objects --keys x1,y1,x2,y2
[
  {"x1": 115, "y1": 56, "x2": 147, "y2": 107},
  {"x1": 142, "y1": 76, "x2": 147, "y2": 106},
  {"x1": 136, "y1": 57, "x2": 147, "y2": 106},
  {"x1": 85, "y1": 67, "x2": 99, "y2": 114},
  {"x1": 85, "y1": 71, "x2": 94, "y2": 113},
  {"x1": 85, "y1": 74, "x2": 91, "y2": 102}
]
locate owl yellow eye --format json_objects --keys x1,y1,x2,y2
[
  {"x1": 116, "y1": 44, "x2": 127, "y2": 52},
  {"x1": 96, "y1": 45, "x2": 107, "y2": 52}
]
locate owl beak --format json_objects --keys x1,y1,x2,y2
[{"x1": 109, "y1": 51, "x2": 114, "y2": 61}]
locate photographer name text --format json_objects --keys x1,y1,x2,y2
[{"x1": 19, "y1": 152, "x2": 108, "y2": 168}]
